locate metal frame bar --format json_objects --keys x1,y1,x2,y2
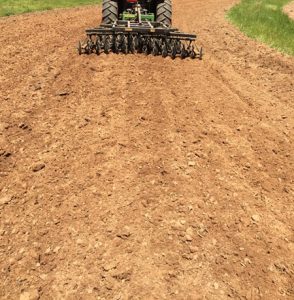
[
  {"x1": 86, "y1": 30, "x2": 196, "y2": 40},
  {"x1": 85, "y1": 20, "x2": 196, "y2": 41}
]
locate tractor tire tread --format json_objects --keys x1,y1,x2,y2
[
  {"x1": 156, "y1": 0, "x2": 172, "y2": 26},
  {"x1": 102, "y1": 0, "x2": 118, "y2": 24}
]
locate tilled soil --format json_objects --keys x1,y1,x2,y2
[{"x1": 0, "y1": 0, "x2": 293, "y2": 299}]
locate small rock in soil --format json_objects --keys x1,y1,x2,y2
[
  {"x1": 18, "y1": 123, "x2": 29, "y2": 130},
  {"x1": 4, "y1": 151, "x2": 11, "y2": 157},
  {"x1": 188, "y1": 161, "x2": 196, "y2": 167},
  {"x1": 244, "y1": 257, "x2": 252, "y2": 265},
  {"x1": 0, "y1": 150, "x2": 12, "y2": 157},
  {"x1": 0, "y1": 195, "x2": 12, "y2": 205},
  {"x1": 171, "y1": 220, "x2": 184, "y2": 230},
  {"x1": 19, "y1": 289, "x2": 39, "y2": 300},
  {"x1": 251, "y1": 214, "x2": 261, "y2": 222},
  {"x1": 0, "y1": 122, "x2": 9, "y2": 131},
  {"x1": 182, "y1": 253, "x2": 193, "y2": 260},
  {"x1": 112, "y1": 270, "x2": 132, "y2": 281},
  {"x1": 32, "y1": 163, "x2": 45, "y2": 172},
  {"x1": 186, "y1": 227, "x2": 194, "y2": 236},
  {"x1": 117, "y1": 226, "x2": 131, "y2": 239},
  {"x1": 76, "y1": 238, "x2": 85, "y2": 246},
  {"x1": 103, "y1": 261, "x2": 117, "y2": 271},
  {"x1": 189, "y1": 245, "x2": 199, "y2": 253},
  {"x1": 185, "y1": 234, "x2": 193, "y2": 242},
  {"x1": 53, "y1": 246, "x2": 61, "y2": 253},
  {"x1": 39, "y1": 274, "x2": 47, "y2": 280},
  {"x1": 58, "y1": 91, "x2": 70, "y2": 96}
]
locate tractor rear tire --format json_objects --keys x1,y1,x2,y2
[
  {"x1": 156, "y1": 0, "x2": 172, "y2": 27},
  {"x1": 102, "y1": 0, "x2": 118, "y2": 24}
]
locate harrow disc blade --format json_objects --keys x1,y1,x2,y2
[{"x1": 78, "y1": 32, "x2": 202, "y2": 60}]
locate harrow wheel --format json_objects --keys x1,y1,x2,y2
[
  {"x1": 189, "y1": 46, "x2": 196, "y2": 59},
  {"x1": 96, "y1": 42, "x2": 101, "y2": 55},
  {"x1": 199, "y1": 47, "x2": 203, "y2": 60},
  {"x1": 104, "y1": 36, "x2": 111, "y2": 54},
  {"x1": 180, "y1": 45, "x2": 187, "y2": 59},
  {"x1": 134, "y1": 35, "x2": 139, "y2": 50},
  {"x1": 171, "y1": 41, "x2": 177, "y2": 60},
  {"x1": 151, "y1": 39, "x2": 159, "y2": 56},
  {"x1": 85, "y1": 40, "x2": 93, "y2": 55},
  {"x1": 152, "y1": 44, "x2": 159, "y2": 56},
  {"x1": 121, "y1": 35, "x2": 128, "y2": 54},
  {"x1": 162, "y1": 44, "x2": 168, "y2": 58},
  {"x1": 142, "y1": 44, "x2": 149, "y2": 55},
  {"x1": 137, "y1": 35, "x2": 143, "y2": 53},
  {"x1": 77, "y1": 41, "x2": 82, "y2": 55},
  {"x1": 129, "y1": 35, "x2": 136, "y2": 54},
  {"x1": 112, "y1": 35, "x2": 119, "y2": 54}
]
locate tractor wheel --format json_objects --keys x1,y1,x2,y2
[
  {"x1": 102, "y1": 0, "x2": 118, "y2": 24},
  {"x1": 156, "y1": 0, "x2": 172, "y2": 27}
]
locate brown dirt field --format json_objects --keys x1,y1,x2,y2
[
  {"x1": 0, "y1": 0, "x2": 293, "y2": 299},
  {"x1": 284, "y1": 1, "x2": 294, "y2": 19}
]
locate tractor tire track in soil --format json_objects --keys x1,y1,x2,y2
[{"x1": 0, "y1": 0, "x2": 293, "y2": 299}]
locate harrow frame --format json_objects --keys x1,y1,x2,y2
[{"x1": 79, "y1": 20, "x2": 203, "y2": 59}]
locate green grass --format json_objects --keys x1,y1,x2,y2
[
  {"x1": 0, "y1": 0, "x2": 101, "y2": 17},
  {"x1": 228, "y1": 0, "x2": 294, "y2": 56}
]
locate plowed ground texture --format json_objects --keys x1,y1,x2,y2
[{"x1": 0, "y1": 0, "x2": 293, "y2": 299}]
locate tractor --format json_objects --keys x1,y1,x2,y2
[
  {"x1": 102, "y1": 0, "x2": 172, "y2": 26},
  {"x1": 78, "y1": 0, "x2": 202, "y2": 59}
]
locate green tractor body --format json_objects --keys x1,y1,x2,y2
[
  {"x1": 120, "y1": 11, "x2": 155, "y2": 22},
  {"x1": 102, "y1": 0, "x2": 172, "y2": 26}
]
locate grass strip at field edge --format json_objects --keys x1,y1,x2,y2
[
  {"x1": 227, "y1": 0, "x2": 294, "y2": 56},
  {"x1": 0, "y1": 0, "x2": 101, "y2": 17}
]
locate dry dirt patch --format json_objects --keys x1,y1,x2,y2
[{"x1": 284, "y1": 1, "x2": 294, "y2": 19}]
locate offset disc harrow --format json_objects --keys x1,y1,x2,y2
[{"x1": 78, "y1": 21, "x2": 203, "y2": 60}]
